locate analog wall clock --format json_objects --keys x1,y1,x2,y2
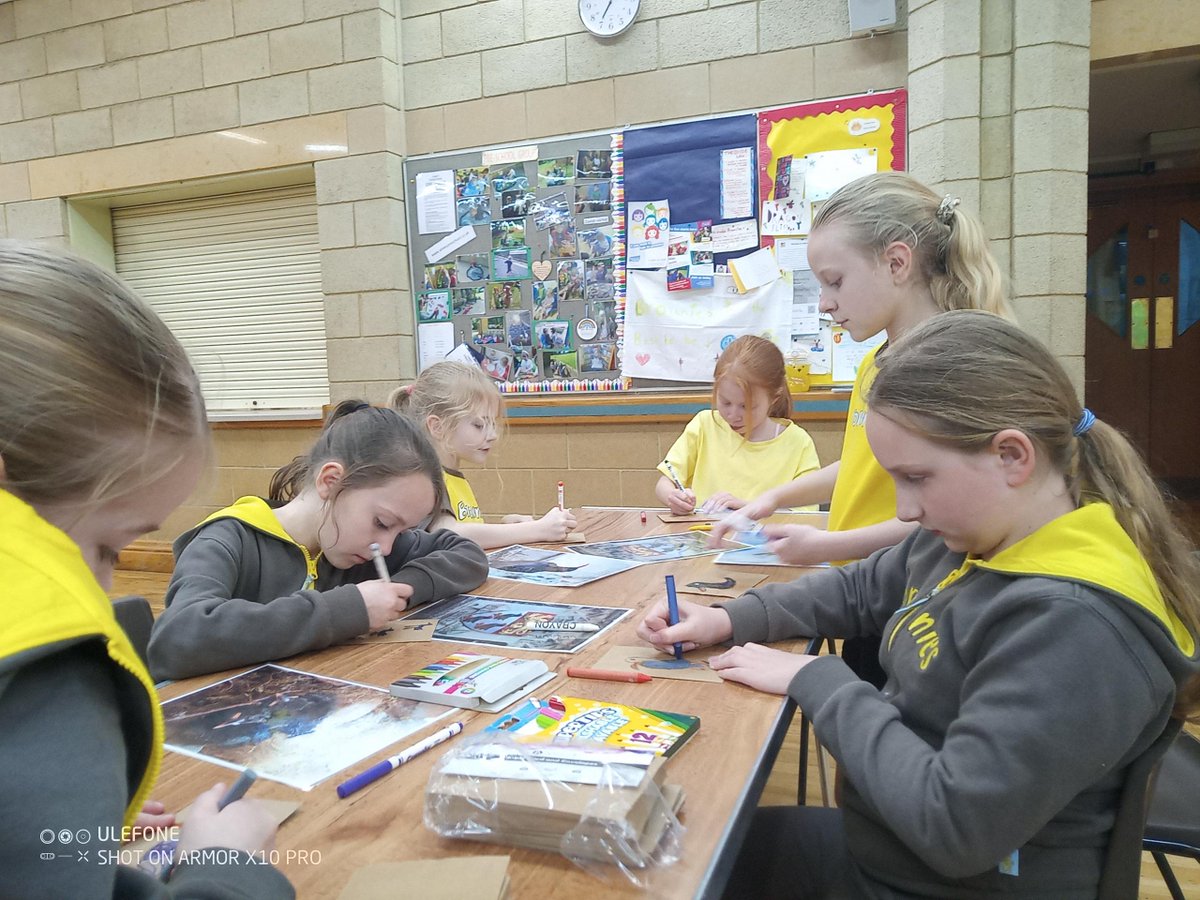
[{"x1": 578, "y1": 0, "x2": 641, "y2": 38}]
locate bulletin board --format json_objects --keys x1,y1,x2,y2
[{"x1": 404, "y1": 129, "x2": 624, "y2": 392}]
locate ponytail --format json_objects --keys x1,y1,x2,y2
[{"x1": 869, "y1": 310, "x2": 1200, "y2": 719}]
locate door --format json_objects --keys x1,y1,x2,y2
[{"x1": 1085, "y1": 180, "x2": 1200, "y2": 488}]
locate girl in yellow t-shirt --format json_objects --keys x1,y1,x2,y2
[
  {"x1": 392, "y1": 361, "x2": 577, "y2": 549},
  {"x1": 655, "y1": 335, "x2": 821, "y2": 515}
]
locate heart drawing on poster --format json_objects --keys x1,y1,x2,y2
[
  {"x1": 635, "y1": 353, "x2": 651, "y2": 366},
  {"x1": 531, "y1": 259, "x2": 552, "y2": 280}
]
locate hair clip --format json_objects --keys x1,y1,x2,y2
[{"x1": 936, "y1": 195, "x2": 960, "y2": 225}]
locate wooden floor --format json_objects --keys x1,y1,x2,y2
[{"x1": 112, "y1": 569, "x2": 1198, "y2": 898}]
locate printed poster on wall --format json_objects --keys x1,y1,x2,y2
[{"x1": 622, "y1": 271, "x2": 792, "y2": 382}]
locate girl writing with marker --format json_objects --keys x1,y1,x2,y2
[
  {"x1": 708, "y1": 172, "x2": 1009, "y2": 684},
  {"x1": 655, "y1": 335, "x2": 820, "y2": 515},
  {"x1": 641, "y1": 311, "x2": 1200, "y2": 899},
  {"x1": 149, "y1": 403, "x2": 488, "y2": 681},
  {"x1": 392, "y1": 361, "x2": 576, "y2": 549},
  {"x1": 0, "y1": 243, "x2": 291, "y2": 897}
]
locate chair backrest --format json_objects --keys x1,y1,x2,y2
[
  {"x1": 110, "y1": 595, "x2": 154, "y2": 666},
  {"x1": 1097, "y1": 717, "x2": 1184, "y2": 900},
  {"x1": 1144, "y1": 728, "x2": 1200, "y2": 857}
]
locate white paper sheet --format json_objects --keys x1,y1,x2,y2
[
  {"x1": 418, "y1": 321, "x2": 455, "y2": 371},
  {"x1": 415, "y1": 170, "x2": 456, "y2": 235},
  {"x1": 802, "y1": 148, "x2": 878, "y2": 202},
  {"x1": 627, "y1": 199, "x2": 669, "y2": 269},
  {"x1": 425, "y1": 224, "x2": 477, "y2": 264},
  {"x1": 728, "y1": 246, "x2": 781, "y2": 292},
  {"x1": 720, "y1": 146, "x2": 753, "y2": 219},
  {"x1": 709, "y1": 218, "x2": 759, "y2": 253}
]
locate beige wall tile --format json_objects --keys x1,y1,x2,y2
[
  {"x1": 166, "y1": 0, "x2": 235, "y2": 49},
  {"x1": 45, "y1": 24, "x2": 105, "y2": 72},
  {"x1": 990, "y1": 236, "x2": 1012, "y2": 284},
  {"x1": 524, "y1": 0, "x2": 585, "y2": 41},
  {"x1": 317, "y1": 200, "x2": 355, "y2": 249},
  {"x1": 0, "y1": 119, "x2": 55, "y2": 163},
  {"x1": 172, "y1": 83, "x2": 239, "y2": 134},
  {"x1": 315, "y1": 151, "x2": 403, "y2": 204},
  {"x1": 309, "y1": 59, "x2": 387, "y2": 113},
  {"x1": 980, "y1": 54, "x2": 1011, "y2": 117},
  {"x1": 353, "y1": 196, "x2": 405, "y2": 244},
  {"x1": 6, "y1": 197, "x2": 67, "y2": 237},
  {"x1": 104, "y1": 9, "x2": 169, "y2": 61},
  {"x1": 53, "y1": 108, "x2": 113, "y2": 154},
  {"x1": 401, "y1": 0, "x2": 471, "y2": 17},
  {"x1": 907, "y1": 0, "x2": 980, "y2": 70},
  {"x1": 441, "y1": 91, "x2": 527, "y2": 149},
  {"x1": 137, "y1": 47, "x2": 203, "y2": 97},
  {"x1": 1091, "y1": 0, "x2": 1200, "y2": 61},
  {"x1": 13, "y1": 0, "x2": 70, "y2": 39},
  {"x1": 79, "y1": 60, "x2": 140, "y2": 109},
  {"x1": 1012, "y1": 170, "x2": 1086, "y2": 237},
  {"x1": 565, "y1": 22, "x2": 657, "y2": 82},
  {"x1": 908, "y1": 117, "x2": 980, "y2": 187},
  {"x1": 232, "y1": 0, "x2": 303, "y2": 36},
  {"x1": 620, "y1": 468, "x2": 661, "y2": 506},
  {"x1": 238, "y1": 71, "x2": 309, "y2": 125},
  {"x1": 533, "y1": 468, "x2": 621, "y2": 511},
  {"x1": 1047, "y1": 293, "x2": 1086, "y2": 357},
  {"x1": 323, "y1": 292, "x2": 361, "y2": 338},
  {"x1": 72, "y1": 0, "x2": 135, "y2": 26},
  {"x1": 1012, "y1": 0, "x2": 1089, "y2": 48},
  {"x1": 710, "y1": 47, "x2": 814, "y2": 113},
  {"x1": 0, "y1": 36, "x2": 48, "y2": 83},
  {"x1": 1012, "y1": 42, "x2": 1088, "y2": 110},
  {"x1": 0, "y1": 162, "x2": 33, "y2": 203},
  {"x1": 1011, "y1": 295, "x2": 1052, "y2": 345},
  {"x1": 981, "y1": 0, "x2": 1013, "y2": 55},
  {"x1": 0, "y1": 84, "x2": 21, "y2": 124},
  {"x1": 0, "y1": 4, "x2": 14, "y2": 43},
  {"x1": 403, "y1": 106, "x2": 445, "y2": 155},
  {"x1": 111, "y1": 95, "x2": 174, "y2": 143},
  {"x1": 213, "y1": 427, "x2": 318, "y2": 468},
  {"x1": 759, "y1": 0, "x2": 849, "y2": 52},
  {"x1": 659, "y1": 4, "x2": 757, "y2": 69},
  {"x1": 980, "y1": 115, "x2": 1011, "y2": 180},
  {"x1": 400, "y1": 13, "x2": 440, "y2": 64},
  {"x1": 343, "y1": 9, "x2": 391, "y2": 62},
  {"x1": 465, "y1": 466, "x2": 533, "y2": 514},
  {"x1": 321, "y1": 243, "x2": 408, "y2": 293},
  {"x1": 20, "y1": 72, "x2": 80, "y2": 119},
  {"x1": 494, "y1": 429, "x2": 569, "y2": 469},
  {"x1": 268, "y1": 18, "x2": 343, "y2": 74},
  {"x1": 482, "y1": 38, "x2": 566, "y2": 96},
  {"x1": 304, "y1": 0, "x2": 387, "y2": 19},
  {"x1": 441, "y1": 0, "x2": 523, "y2": 54},
  {"x1": 614, "y1": 63, "x2": 709, "y2": 125},
  {"x1": 359, "y1": 288, "x2": 406, "y2": 335},
  {"x1": 345, "y1": 104, "x2": 404, "y2": 155},
  {"x1": 1011, "y1": 107, "x2": 1088, "y2": 173},
  {"x1": 524, "y1": 80, "x2": 615, "y2": 140},
  {"x1": 813, "y1": 31, "x2": 906, "y2": 98},
  {"x1": 1011, "y1": 233, "x2": 1086, "y2": 296},
  {"x1": 979, "y1": 175, "x2": 1013, "y2": 240},
  {"x1": 201, "y1": 33, "x2": 270, "y2": 87},
  {"x1": 132, "y1": 0, "x2": 194, "y2": 12},
  {"x1": 643, "y1": 0, "x2": 716, "y2": 14},
  {"x1": 567, "y1": 428, "x2": 666, "y2": 469},
  {"x1": 403, "y1": 53, "x2": 481, "y2": 109},
  {"x1": 907, "y1": 54, "x2": 979, "y2": 130},
  {"x1": 327, "y1": 334, "x2": 403, "y2": 381}
]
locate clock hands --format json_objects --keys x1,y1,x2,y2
[{"x1": 601, "y1": 0, "x2": 613, "y2": 16}]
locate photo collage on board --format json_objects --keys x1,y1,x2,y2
[{"x1": 416, "y1": 146, "x2": 618, "y2": 384}]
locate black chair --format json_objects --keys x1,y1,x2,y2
[
  {"x1": 1143, "y1": 727, "x2": 1200, "y2": 900},
  {"x1": 797, "y1": 635, "x2": 836, "y2": 806},
  {"x1": 110, "y1": 595, "x2": 154, "y2": 666},
  {"x1": 1097, "y1": 718, "x2": 1183, "y2": 900}
]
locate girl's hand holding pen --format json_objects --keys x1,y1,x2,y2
[
  {"x1": 175, "y1": 782, "x2": 278, "y2": 860},
  {"x1": 637, "y1": 596, "x2": 733, "y2": 653},
  {"x1": 665, "y1": 486, "x2": 697, "y2": 515},
  {"x1": 360, "y1": 580, "x2": 414, "y2": 630},
  {"x1": 709, "y1": 643, "x2": 820, "y2": 694},
  {"x1": 536, "y1": 505, "x2": 577, "y2": 541}
]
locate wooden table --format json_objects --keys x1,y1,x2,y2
[{"x1": 153, "y1": 509, "x2": 822, "y2": 898}]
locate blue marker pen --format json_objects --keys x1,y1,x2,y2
[{"x1": 664, "y1": 575, "x2": 683, "y2": 661}]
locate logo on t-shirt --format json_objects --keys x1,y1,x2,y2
[{"x1": 456, "y1": 499, "x2": 481, "y2": 521}]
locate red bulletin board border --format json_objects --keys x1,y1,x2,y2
[{"x1": 756, "y1": 89, "x2": 908, "y2": 246}]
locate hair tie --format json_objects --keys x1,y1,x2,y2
[
  {"x1": 936, "y1": 195, "x2": 960, "y2": 225},
  {"x1": 1073, "y1": 408, "x2": 1095, "y2": 436},
  {"x1": 350, "y1": 401, "x2": 370, "y2": 413},
  {"x1": 405, "y1": 384, "x2": 415, "y2": 395}
]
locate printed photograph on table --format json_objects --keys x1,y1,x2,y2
[
  {"x1": 422, "y1": 262, "x2": 456, "y2": 291},
  {"x1": 487, "y1": 281, "x2": 521, "y2": 310},
  {"x1": 417, "y1": 289, "x2": 451, "y2": 322},
  {"x1": 455, "y1": 252, "x2": 489, "y2": 283},
  {"x1": 546, "y1": 350, "x2": 578, "y2": 378},
  {"x1": 575, "y1": 181, "x2": 611, "y2": 213},
  {"x1": 577, "y1": 225, "x2": 615, "y2": 260},
  {"x1": 537, "y1": 156, "x2": 574, "y2": 187},
  {"x1": 471, "y1": 314, "x2": 507, "y2": 345},
  {"x1": 481, "y1": 345, "x2": 513, "y2": 381},
  {"x1": 532, "y1": 280, "x2": 559, "y2": 319},
  {"x1": 557, "y1": 259, "x2": 584, "y2": 300},
  {"x1": 514, "y1": 347, "x2": 539, "y2": 379},
  {"x1": 569, "y1": 531, "x2": 742, "y2": 562},
  {"x1": 535, "y1": 319, "x2": 571, "y2": 351},
  {"x1": 500, "y1": 189, "x2": 536, "y2": 218},
  {"x1": 547, "y1": 219, "x2": 577, "y2": 258},
  {"x1": 486, "y1": 544, "x2": 643, "y2": 588},
  {"x1": 404, "y1": 594, "x2": 629, "y2": 653},
  {"x1": 452, "y1": 286, "x2": 486, "y2": 316},
  {"x1": 491, "y1": 247, "x2": 530, "y2": 281},
  {"x1": 490, "y1": 217, "x2": 526, "y2": 249},
  {"x1": 585, "y1": 257, "x2": 615, "y2": 299},
  {"x1": 490, "y1": 166, "x2": 528, "y2": 193},
  {"x1": 580, "y1": 341, "x2": 616, "y2": 372},
  {"x1": 454, "y1": 166, "x2": 489, "y2": 198},
  {"x1": 575, "y1": 148, "x2": 613, "y2": 179},
  {"x1": 456, "y1": 196, "x2": 490, "y2": 226},
  {"x1": 161, "y1": 664, "x2": 453, "y2": 791},
  {"x1": 715, "y1": 545, "x2": 829, "y2": 567},
  {"x1": 531, "y1": 192, "x2": 570, "y2": 230},
  {"x1": 506, "y1": 309, "x2": 531, "y2": 347}
]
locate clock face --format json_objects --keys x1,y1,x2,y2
[{"x1": 578, "y1": 0, "x2": 640, "y2": 37}]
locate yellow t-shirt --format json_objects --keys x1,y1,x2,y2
[
  {"x1": 658, "y1": 410, "x2": 821, "y2": 507},
  {"x1": 828, "y1": 344, "x2": 896, "y2": 533},
  {"x1": 442, "y1": 468, "x2": 484, "y2": 523}
]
